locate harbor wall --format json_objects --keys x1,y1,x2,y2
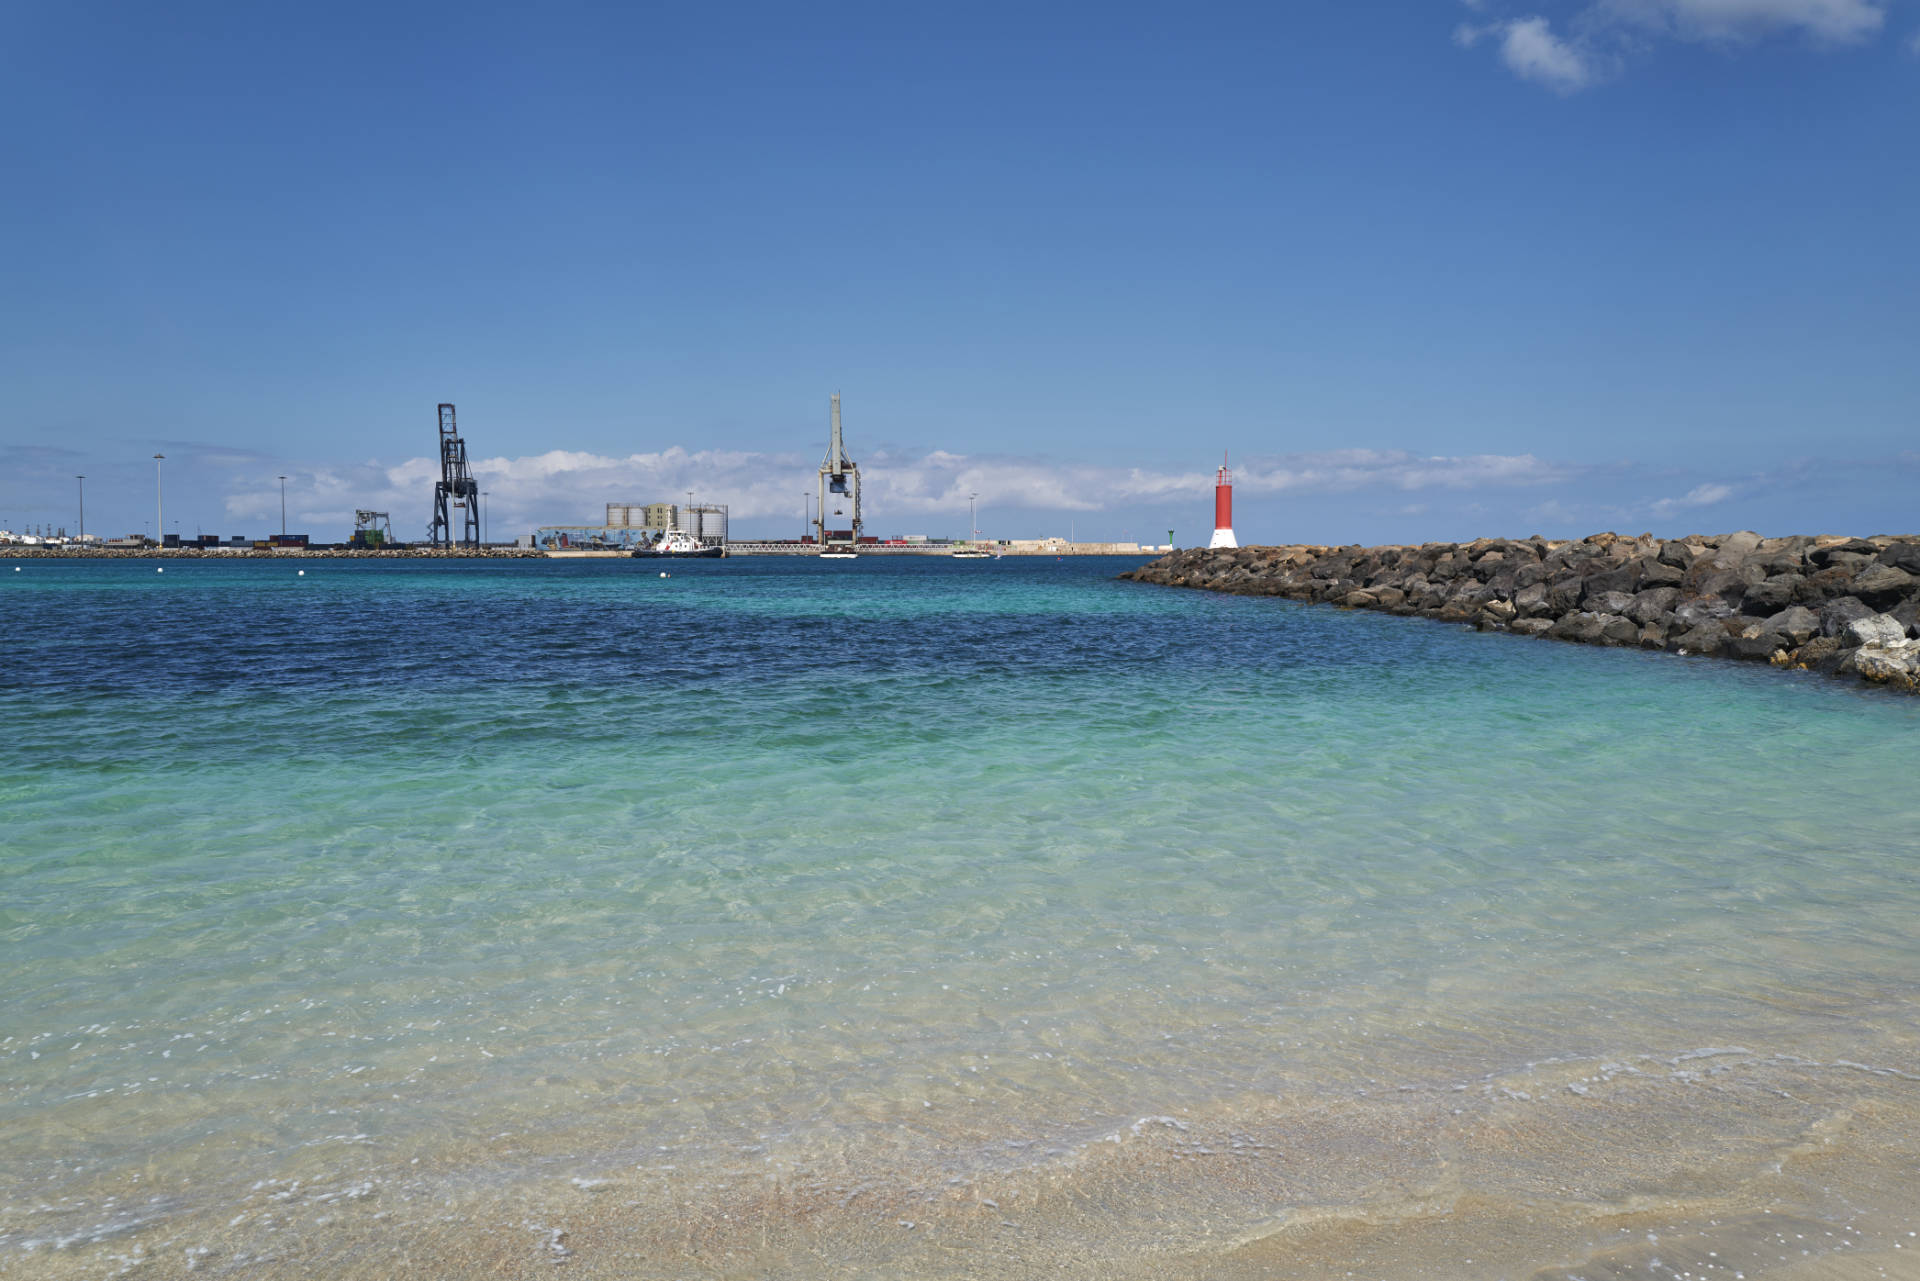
[{"x1": 1121, "y1": 532, "x2": 1920, "y2": 693}]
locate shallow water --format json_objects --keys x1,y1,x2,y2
[{"x1": 3, "y1": 555, "x2": 1919, "y2": 1278}]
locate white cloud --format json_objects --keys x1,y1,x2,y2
[
  {"x1": 1237, "y1": 448, "x2": 1566, "y2": 494},
  {"x1": 1649, "y1": 481, "x2": 1734, "y2": 515},
  {"x1": 1500, "y1": 16, "x2": 1603, "y2": 90},
  {"x1": 1600, "y1": 0, "x2": 1885, "y2": 43},
  {"x1": 1458, "y1": 0, "x2": 1889, "y2": 90}
]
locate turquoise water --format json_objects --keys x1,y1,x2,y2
[{"x1": 4, "y1": 556, "x2": 1920, "y2": 1279}]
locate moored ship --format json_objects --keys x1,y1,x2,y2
[{"x1": 631, "y1": 528, "x2": 724, "y2": 559}]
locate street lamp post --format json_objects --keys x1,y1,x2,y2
[
  {"x1": 278, "y1": 475, "x2": 287, "y2": 536},
  {"x1": 76, "y1": 475, "x2": 85, "y2": 538},
  {"x1": 481, "y1": 491, "x2": 489, "y2": 546},
  {"x1": 153, "y1": 454, "x2": 165, "y2": 547},
  {"x1": 969, "y1": 491, "x2": 978, "y2": 544}
]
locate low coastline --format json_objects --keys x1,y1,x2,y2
[
  {"x1": 2, "y1": 545, "x2": 544, "y2": 559},
  {"x1": 1122, "y1": 531, "x2": 1920, "y2": 693}
]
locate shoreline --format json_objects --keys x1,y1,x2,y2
[
  {"x1": 3, "y1": 544, "x2": 1156, "y2": 560},
  {"x1": 2, "y1": 546, "x2": 545, "y2": 559},
  {"x1": 1122, "y1": 531, "x2": 1920, "y2": 694}
]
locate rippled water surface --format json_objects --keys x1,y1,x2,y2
[{"x1": 3, "y1": 555, "x2": 1919, "y2": 1279}]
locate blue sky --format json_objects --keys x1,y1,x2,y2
[{"x1": 2, "y1": 0, "x2": 1914, "y2": 545}]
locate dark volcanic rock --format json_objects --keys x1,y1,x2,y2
[
  {"x1": 1637, "y1": 559, "x2": 1685, "y2": 587},
  {"x1": 1598, "y1": 615, "x2": 1640, "y2": 646},
  {"x1": 1672, "y1": 597, "x2": 1735, "y2": 629},
  {"x1": 1583, "y1": 564, "x2": 1641, "y2": 597},
  {"x1": 1880, "y1": 543, "x2": 1920, "y2": 574},
  {"x1": 1792, "y1": 636, "x2": 1843, "y2": 667},
  {"x1": 1740, "y1": 576, "x2": 1801, "y2": 612},
  {"x1": 1670, "y1": 624, "x2": 1728, "y2": 656},
  {"x1": 1850, "y1": 564, "x2": 1915, "y2": 608},
  {"x1": 1732, "y1": 632, "x2": 1788, "y2": 661},
  {"x1": 1118, "y1": 532, "x2": 1920, "y2": 694},
  {"x1": 1819, "y1": 597, "x2": 1875, "y2": 637},
  {"x1": 1627, "y1": 587, "x2": 1680, "y2": 625},
  {"x1": 1586, "y1": 590, "x2": 1637, "y2": 617},
  {"x1": 1688, "y1": 560, "x2": 1765, "y2": 604},
  {"x1": 1763, "y1": 605, "x2": 1821, "y2": 646}
]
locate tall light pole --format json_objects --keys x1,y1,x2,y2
[
  {"x1": 481, "y1": 491, "x2": 489, "y2": 545},
  {"x1": 968, "y1": 491, "x2": 978, "y2": 544},
  {"x1": 76, "y1": 475, "x2": 85, "y2": 538},
  {"x1": 803, "y1": 491, "x2": 811, "y2": 541},
  {"x1": 153, "y1": 454, "x2": 165, "y2": 546},
  {"x1": 278, "y1": 475, "x2": 287, "y2": 536}
]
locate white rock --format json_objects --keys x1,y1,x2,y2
[
  {"x1": 1852, "y1": 643, "x2": 1919, "y2": 685},
  {"x1": 1843, "y1": 613, "x2": 1906, "y2": 648}
]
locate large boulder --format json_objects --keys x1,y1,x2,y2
[
  {"x1": 1740, "y1": 576, "x2": 1801, "y2": 613},
  {"x1": 1669, "y1": 624, "x2": 1729, "y2": 656},
  {"x1": 1545, "y1": 577, "x2": 1585, "y2": 614},
  {"x1": 1879, "y1": 543, "x2": 1920, "y2": 574},
  {"x1": 1849, "y1": 564, "x2": 1915, "y2": 608},
  {"x1": 1850, "y1": 641, "x2": 1920, "y2": 690},
  {"x1": 1672, "y1": 597, "x2": 1735, "y2": 629},
  {"x1": 1843, "y1": 613, "x2": 1907, "y2": 648},
  {"x1": 1793, "y1": 566, "x2": 1860, "y2": 603},
  {"x1": 1763, "y1": 605, "x2": 1821, "y2": 646},
  {"x1": 1637, "y1": 558, "x2": 1685, "y2": 587},
  {"x1": 1512, "y1": 582, "x2": 1551, "y2": 617},
  {"x1": 1810, "y1": 539, "x2": 1881, "y2": 568},
  {"x1": 1791, "y1": 636, "x2": 1843, "y2": 667},
  {"x1": 1598, "y1": 615, "x2": 1640, "y2": 646},
  {"x1": 1586, "y1": 589, "x2": 1638, "y2": 616},
  {"x1": 1820, "y1": 597, "x2": 1875, "y2": 637},
  {"x1": 1550, "y1": 611, "x2": 1607, "y2": 642},
  {"x1": 1583, "y1": 563, "x2": 1641, "y2": 597},
  {"x1": 1732, "y1": 632, "x2": 1788, "y2": 661},
  {"x1": 1692, "y1": 561, "x2": 1766, "y2": 604},
  {"x1": 1627, "y1": 586, "x2": 1681, "y2": 625}
]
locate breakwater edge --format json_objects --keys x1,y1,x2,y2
[{"x1": 1123, "y1": 531, "x2": 1920, "y2": 693}]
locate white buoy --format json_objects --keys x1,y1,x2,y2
[
  {"x1": 156, "y1": 567, "x2": 164, "y2": 574},
  {"x1": 660, "y1": 571, "x2": 668, "y2": 578},
  {"x1": 298, "y1": 570, "x2": 305, "y2": 576}
]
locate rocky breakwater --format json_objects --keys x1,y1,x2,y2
[{"x1": 1120, "y1": 532, "x2": 1920, "y2": 693}]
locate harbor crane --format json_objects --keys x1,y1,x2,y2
[
  {"x1": 815, "y1": 392, "x2": 862, "y2": 548},
  {"x1": 427, "y1": 403, "x2": 480, "y2": 549}
]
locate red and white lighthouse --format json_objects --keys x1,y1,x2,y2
[{"x1": 1208, "y1": 452, "x2": 1237, "y2": 549}]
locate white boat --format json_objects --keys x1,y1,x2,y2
[
  {"x1": 819, "y1": 550, "x2": 858, "y2": 560},
  {"x1": 951, "y1": 546, "x2": 990, "y2": 558},
  {"x1": 631, "y1": 528, "x2": 724, "y2": 559}
]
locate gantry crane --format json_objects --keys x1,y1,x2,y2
[
  {"x1": 428, "y1": 403, "x2": 480, "y2": 549},
  {"x1": 815, "y1": 393, "x2": 862, "y2": 548}
]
